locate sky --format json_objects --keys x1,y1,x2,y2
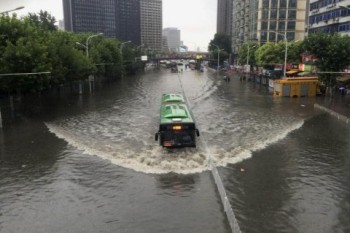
[{"x1": 0, "y1": 0, "x2": 217, "y2": 51}]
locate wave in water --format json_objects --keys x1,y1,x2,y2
[{"x1": 45, "y1": 113, "x2": 303, "y2": 174}]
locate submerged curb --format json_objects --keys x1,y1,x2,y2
[{"x1": 314, "y1": 103, "x2": 349, "y2": 124}]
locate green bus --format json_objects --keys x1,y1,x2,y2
[{"x1": 155, "y1": 94, "x2": 200, "y2": 148}]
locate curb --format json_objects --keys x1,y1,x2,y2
[{"x1": 314, "y1": 103, "x2": 349, "y2": 124}]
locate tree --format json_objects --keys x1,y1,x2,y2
[
  {"x1": 26, "y1": 10, "x2": 57, "y2": 31},
  {"x1": 208, "y1": 33, "x2": 232, "y2": 54},
  {"x1": 208, "y1": 33, "x2": 231, "y2": 67},
  {"x1": 255, "y1": 42, "x2": 280, "y2": 66},
  {"x1": 254, "y1": 41, "x2": 302, "y2": 67},
  {"x1": 303, "y1": 32, "x2": 350, "y2": 86},
  {"x1": 237, "y1": 41, "x2": 259, "y2": 65}
]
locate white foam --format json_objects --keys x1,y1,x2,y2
[{"x1": 45, "y1": 117, "x2": 304, "y2": 174}]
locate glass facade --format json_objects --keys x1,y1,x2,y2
[
  {"x1": 63, "y1": 0, "x2": 143, "y2": 45},
  {"x1": 259, "y1": 0, "x2": 298, "y2": 42}
]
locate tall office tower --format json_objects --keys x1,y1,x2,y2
[
  {"x1": 232, "y1": 0, "x2": 307, "y2": 59},
  {"x1": 217, "y1": 0, "x2": 233, "y2": 35},
  {"x1": 116, "y1": 0, "x2": 141, "y2": 45},
  {"x1": 308, "y1": 0, "x2": 350, "y2": 35},
  {"x1": 63, "y1": 0, "x2": 164, "y2": 46},
  {"x1": 63, "y1": 0, "x2": 118, "y2": 37},
  {"x1": 162, "y1": 27, "x2": 181, "y2": 52},
  {"x1": 140, "y1": 0, "x2": 162, "y2": 52}
]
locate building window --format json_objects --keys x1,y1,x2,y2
[
  {"x1": 270, "y1": 21, "x2": 277, "y2": 30},
  {"x1": 262, "y1": 21, "x2": 268, "y2": 30},
  {"x1": 280, "y1": 0, "x2": 287, "y2": 8},
  {"x1": 262, "y1": 0, "x2": 269, "y2": 8},
  {"x1": 278, "y1": 21, "x2": 286, "y2": 30},
  {"x1": 288, "y1": 0, "x2": 297, "y2": 8},
  {"x1": 287, "y1": 21, "x2": 296, "y2": 30},
  {"x1": 279, "y1": 9, "x2": 286, "y2": 19},
  {"x1": 288, "y1": 10, "x2": 296, "y2": 19}
]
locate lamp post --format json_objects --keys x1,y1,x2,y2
[
  {"x1": 274, "y1": 31, "x2": 288, "y2": 77},
  {"x1": 246, "y1": 44, "x2": 257, "y2": 66},
  {"x1": 75, "y1": 32, "x2": 103, "y2": 58},
  {"x1": 246, "y1": 44, "x2": 257, "y2": 73},
  {"x1": 86, "y1": 33, "x2": 103, "y2": 57},
  {"x1": 120, "y1": 41, "x2": 132, "y2": 74},
  {"x1": 75, "y1": 33, "x2": 103, "y2": 94},
  {"x1": 0, "y1": 6, "x2": 24, "y2": 15},
  {"x1": 212, "y1": 44, "x2": 220, "y2": 72}
]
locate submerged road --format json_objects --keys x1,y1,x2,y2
[{"x1": 0, "y1": 66, "x2": 349, "y2": 233}]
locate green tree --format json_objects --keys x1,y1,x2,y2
[
  {"x1": 303, "y1": 32, "x2": 350, "y2": 86},
  {"x1": 238, "y1": 41, "x2": 259, "y2": 65},
  {"x1": 254, "y1": 40, "x2": 302, "y2": 67},
  {"x1": 46, "y1": 31, "x2": 95, "y2": 84},
  {"x1": 26, "y1": 10, "x2": 57, "y2": 31},
  {"x1": 208, "y1": 33, "x2": 231, "y2": 65},
  {"x1": 208, "y1": 33, "x2": 232, "y2": 54},
  {"x1": 255, "y1": 42, "x2": 280, "y2": 66}
]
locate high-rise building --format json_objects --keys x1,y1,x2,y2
[
  {"x1": 308, "y1": 0, "x2": 350, "y2": 35},
  {"x1": 63, "y1": 0, "x2": 162, "y2": 49},
  {"x1": 217, "y1": 0, "x2": 233, "y2": 35},
  {"x1": 232, "y1": 0, "x2": 308, "y2": 58},
  {"x1": 140, "y1": 0, "x2": 162, "y2": 52},
  {"x1": 162, "y1": 27, "x2": 181, "y2": 52},
  {"x1": 116, "y1": 0, "x2": 141, "y2": 45}
]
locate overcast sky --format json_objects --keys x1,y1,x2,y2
[{"x1": 0, "y1": 0, "x2": 217, "y2": 51}]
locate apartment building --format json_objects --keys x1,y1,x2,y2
[
  {"x1": 231, "y1": 0, "x2": 308, "y2": 58},
  {"x1": 308, "y1": 0, "x2": 350, "y2": 35}
]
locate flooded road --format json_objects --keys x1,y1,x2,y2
[{"x1": 1, "y1": 67, "x2": 349, "y2": 233}]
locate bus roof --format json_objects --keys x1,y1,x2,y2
[
  {"x1": 161, "y1": 93, "x2": 185, "y2": 103},
  {"x1": 160, "y1": 103, "x2": 194, "y2": 124}
]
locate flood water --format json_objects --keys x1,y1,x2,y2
[{"x1": 0, "y1": 66, "x2": 349, "y2": 233}]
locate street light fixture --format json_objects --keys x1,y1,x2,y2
[
  {"x1": 246, "y1": 44, "x2": 257, "y2": 66},
  {"x1": 273, "y1": 31, "x2": 288, "y2": 77},
  {"x1": 75, "y1": 33, "x2": 103, "y2": 58},
  {"x1": 86, "y1": 33, "x2": 103, "y2": 57},
  {"x1": 212, "y1": 44, "x2": 220, "y2": 72},
  {"x1": 0, "y1": 6, "x2": 24, "y2": 15},
  {"x1": 120, "y1": 40, "x2": 132, "y2": 72}
]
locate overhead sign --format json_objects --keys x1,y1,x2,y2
[{"x1": 141, "y1": 55, "x2": 148, "y2": 61}]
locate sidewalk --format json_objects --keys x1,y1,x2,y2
[{"x1": 315, "y1": 93, "x2": 350, "y2": 123}]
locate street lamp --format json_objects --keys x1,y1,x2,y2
[
  {"x1": 120, "y1": 40, "x2": 132, "y2": 72},
  {"x1": 74, "y1": 33, "x2": 102, "y2": 94},
  {"x1": 0, "y1": 6, "x2": 24, "y2": 15},
  {"x1": 75, "y1": 32, "x2": 103, "y2": 58},
  {"x1": 273, "y1": 31, "x2": 288, "y2": 77},
  {"x1": 212, "y1": 44, "x2": 220, "y2": 72},
  {"x1": 246, "y1": 44, "x2": 257, "y2": 66},
  {"x1": 86, "y1": 33, "x2": 103, "y2": 57}
]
